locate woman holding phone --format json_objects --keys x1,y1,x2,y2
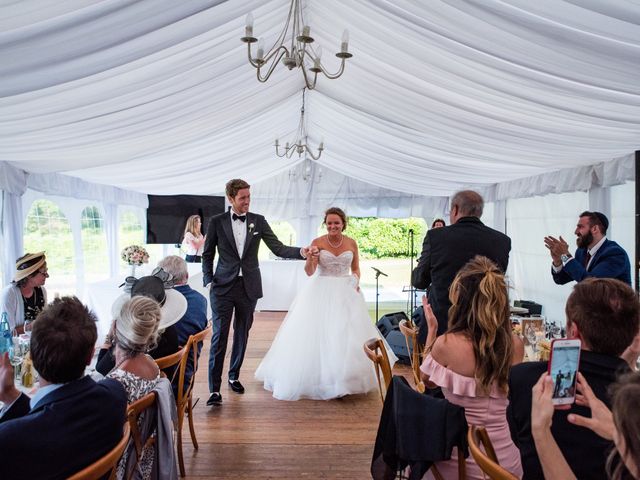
[{"x1": 532, "y1": 371, "x2": 640, "y2": 479}]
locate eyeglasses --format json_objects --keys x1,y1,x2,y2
[{"x1": 37, "y1": 270, "x2": 49, "y2": 277}]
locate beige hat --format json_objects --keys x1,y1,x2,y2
[
  {"x1": 14, "y1": 252, "x2": 46, "y2": 283},
  {"x1": 112, "y1": 271, "x2": 187, "y2": 329}
]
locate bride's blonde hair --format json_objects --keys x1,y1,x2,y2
[{"x1": 447, "y1": 256, "x2": 513, "y2": 394}]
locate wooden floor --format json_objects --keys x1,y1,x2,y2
[{"x1": 181, "y1": 311, "x2": 410, "y2": 479}]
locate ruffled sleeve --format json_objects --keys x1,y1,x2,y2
[{"x1": 420, "y1": 354, "x2": 503, "y2": 398}]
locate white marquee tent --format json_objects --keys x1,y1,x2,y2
[{"x1": 1, "y1": 0, "x2": 638, "y2": 322}]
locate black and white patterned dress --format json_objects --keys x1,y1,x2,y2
[{"x1": 108, "y1": 368, "x2": 160, "y2": 480}]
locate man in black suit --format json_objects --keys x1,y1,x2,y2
[
  {"x1": 412, "y1": 190, "x2": 511, "y2": 334},
  {"x1": 203, "y1": 179, "x2": 308, "y2": 406},
  {"x1": 508, "y1": 278, "x2": 638, "y2": 480},
  {"x1": 0, "y1": 297, "x2": 128, "y2": 479}
]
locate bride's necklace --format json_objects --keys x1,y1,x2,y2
[{"x1": 327, "y1": 234, "x2": 344, "y2": 249}]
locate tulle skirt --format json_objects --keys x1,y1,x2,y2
[{"x1": 255, "y1": 274, "x2": 397, "y2": 400}]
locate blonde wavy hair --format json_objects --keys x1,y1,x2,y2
[
  {"x1": 183, "y1": 215, "x2": 202, "y2": 238},
  {"x1": 447, "y1": 255, "x2": 513, "y2": 394},
  {"x1": 114, "y1": 296, "x2": 161, "y2": 357}
]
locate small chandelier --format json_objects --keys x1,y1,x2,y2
[
  {"x1": 241, "y1": 0, "x2": 352, "y2": 90},
  {"x1": 275, "y1": 88, "x2": 323, "y2": 160},
  {"x1": 289, "y1": 157, "x2": 323, "y2": 183}
]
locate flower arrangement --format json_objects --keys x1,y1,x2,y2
[{"x1": 121, "y1": 245, "x2": 149, "y2": 266}]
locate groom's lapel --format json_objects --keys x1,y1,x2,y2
[
  {"x1": 242, "y1": 212, "x2": 256, "y2": 258},
  {"x1": 221, "y1": 213, "x2": 239, "y2": 257}
]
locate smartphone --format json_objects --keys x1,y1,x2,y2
[{"x1": 547, "y1": 339, "x2": 581, "y2": 405}]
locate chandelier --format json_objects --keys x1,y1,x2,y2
[
  {"x1": 241, "y1": 0, "x2": 352, "y2": 90},
  {"x1": 289, "y1": 157, "x2": 323, "y2": 183},
  {"x1": 275, "y1": 88, "x2": 323, "y2": 160}
]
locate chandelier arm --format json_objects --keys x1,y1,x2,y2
[
  {"x1": 305, "y1": 148, "x2": 322, "y2": 161},
  {"x1": 300, "y1": 64, "x2": 317, "y2": 90},
  {"x1": 256, "y1": 47, "x2": 289, "y2": 82},
  {"x1": 319, "y1": 58, "x2": 347, "y2": 79}
]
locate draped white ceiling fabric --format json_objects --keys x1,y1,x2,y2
[{"x1": 0, "y1": 0, "x2": 639, "y2": 198}]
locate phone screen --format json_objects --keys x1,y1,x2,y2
[{"x1": 549, "y1": 343, "x2": 580, "y2": 403}]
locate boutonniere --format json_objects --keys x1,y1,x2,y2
[{"x1": 248, "y1": 223, "x2": 255, "y2": 233}]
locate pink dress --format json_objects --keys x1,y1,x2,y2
[{"x1": 421, "y1": 355, "x2": 523, "y2": 480}]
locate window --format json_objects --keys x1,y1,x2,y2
[
  {"x1": 259, "y1": 221, "x2": 297, "y2": 260},
  {"x1": 23, "y1": 199, "x2": 75, "y2": 295},
  {"x1": 81, "y1": 206, "x2": 108, "y2": 283}
]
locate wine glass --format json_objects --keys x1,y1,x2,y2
[
  {"x1": 525, "y1": 324, "x2": 538, "y2": 353},
  {"x1": 9, "y1": 334, "x2": 24, "y2": 384}
]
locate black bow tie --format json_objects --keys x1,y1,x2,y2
[{"x1": 232, "y1": 213, "x2": 246, "y2": 222}]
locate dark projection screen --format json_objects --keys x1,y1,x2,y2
[{"x1": 146, "y1": 194, "x2": 225, "y2": 244}]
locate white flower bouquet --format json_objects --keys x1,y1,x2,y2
[{"x1": 121, "y1": 245, "x2": 149, "y2": 266}]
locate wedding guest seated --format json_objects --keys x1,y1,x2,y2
[
  {"x1": 508, "y1": 277, "x2": 639, "y2": 480},
  {"x1": 0, "y1": 297, "x2": 127, "y2": 479},
  {"x1": 157, "y1": 256, "x2": 208, "y2": 393},
  {"x1": 431, "y1": 218, "x2": 446, "y2": 229},
  {"x1": 420, "y1": 256, "x2": 524, "y2": 479},
  {"x1": 0, "y1": 252, "x2": 49, "y2": 333},
  {"x1": 96, "y1": 269, "x2": 187, "y2": 377},
  {"x1": 108, "y1": 295, "x2": 178, "y2": 479},
  {"x1": 531, "y1": 371, "x2": 640, "y2": 480}
]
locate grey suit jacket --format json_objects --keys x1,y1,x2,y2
[{"x1": 202, "y1": 210, "x2": 303, "y2": 299}]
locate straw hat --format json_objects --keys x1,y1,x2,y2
[
  {"x1": 112, "y1": 270, "x2": 187, "y2": 329},
  {"x1": 14, "y1": 252, "x2": 46, "y2": 283}
]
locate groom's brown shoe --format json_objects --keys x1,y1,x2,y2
[{"x1": 228, "y1": 380, "x2": 245, "y2": 394}]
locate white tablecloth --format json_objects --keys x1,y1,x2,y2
[{"x1": 84, "y1": 260, "x2": 308, "y2": 341}]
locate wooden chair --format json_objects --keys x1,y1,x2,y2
[
  {"x1": 173, "y1": 325, "x2": 210, "y2": 476},
  {"x1": 126, "y1": 391, "x2": 158, "y2": 477},
  {"x1": 363, "y1": 337, "x2": 392, "y2": 403},
  {"x1": 68, "y1": 423, "x2": 131, "y2": 480},
  {"x1": 467, "y1": 425, "x2": 519, "y2": 480},
  {"x1": 398, "y1": 319, "x2": 425, "y2": 393},
  {"x1": 155, "y1": 346, "x2": 187, "y2": 381}
]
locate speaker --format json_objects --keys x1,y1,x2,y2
[
  {"x1": 375, "y1": 312, "x2": 411, "y2": 362},
  {"x1": 376, "y1": 311, "x2": 408, "y2": 337},
  {"x1": 514, "y1": 300, "x2": 543, "y2": 316}
]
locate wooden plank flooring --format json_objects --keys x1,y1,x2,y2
[{"x1": 181, "y1": 311, "x2": 410, "y2": 479}]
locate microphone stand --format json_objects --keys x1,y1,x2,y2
[
  {"x1": 408, "y1": 229, "x2": 415, "y2": 318},
  {"x1": 372, "y1": 267, "x2": 388, "y2": 322}
]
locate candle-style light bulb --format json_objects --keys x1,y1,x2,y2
[
  {"x1": 341, "y1": 29, "x2": 349, "y2": 53},
  {"x1": 302, "y1": 25, "x2": 310, "y2": 37},
  {"x1": 314, "y1": 45, "x2": 322, "y2": 69},
  {"x1": 257, "y1": 37, "x2": 264, "y2": 60},
  {"x1": 245, "y1": 12, "x2": 254, "y2": 38}
]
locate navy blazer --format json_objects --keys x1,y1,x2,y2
[
  {"x1": 412, "y1": 217, "x2": 511, "y2": 334},
  {"x1": 0, "y1": 376, "x2": 127, "y2": 480},
  {"x1": 552, "y1": 238, "x2": 631, "y2": 285},
  {"x1": 202, "y1": 210, "x2": 303, "y2": 300}
]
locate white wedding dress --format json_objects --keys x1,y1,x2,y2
[{"x1": 255, "y1": 250, "x2": 398, "y2": 400}]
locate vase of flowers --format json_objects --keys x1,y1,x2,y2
[{"x1": 121, "y1": 245, "x2": 149, "y2": 277}]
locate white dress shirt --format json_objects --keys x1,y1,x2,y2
[{"x1": 230, "y1": 209, "x2": 248, "y2": 275}]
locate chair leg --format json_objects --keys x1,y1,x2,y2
[
  {"x1": 177, "y1": 406, "x2": 186, "y2": 477},
  {"x1": 187, "y1": 395, "x2": 199, "y2": 449}
]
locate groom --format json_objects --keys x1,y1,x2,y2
[{"x1": 202, "y1": 178, "x2": 308, "y2": 406}]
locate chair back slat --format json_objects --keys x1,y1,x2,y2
[
  {"x1": 363, "y1": 338, "x2": 392, "y2": 403},
  {"x1": 468, "y1": 425, "x2": 518, "y2": 480},
  {"x1": 67, "y1": 423, "x2": 131, "y2": 480},
  {"x1": 127, "y1": 392, "x2": 158, "y2": 460},
  {"x1": 398, "y1": 319, "x2": 425, "y2": 392}
]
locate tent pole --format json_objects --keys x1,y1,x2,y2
[{"x1": 636, "y1": 150, "x2": 639, "y2": 294}]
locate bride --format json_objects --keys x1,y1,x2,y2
[{"x1": 255, "y1": 207, "x2": 397, "y2": 400}]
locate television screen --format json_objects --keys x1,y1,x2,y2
[{"x1": 146, "y1": 194, "x2": 225, "y2": 244}]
